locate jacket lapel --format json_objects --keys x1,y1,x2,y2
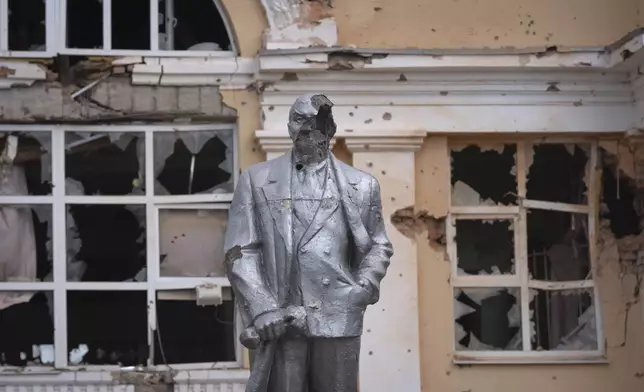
[
  {"x1": 298, "y1": 172, "x2": 340, "y2": 249},
  {"x1": 261, "y1": 152, "x2": 293, "y2": 260},
  {"x1": 330, "y1": 155, "x2": 371, "y2": 257}
]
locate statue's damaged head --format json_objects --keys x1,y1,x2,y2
[{"x1": 288, "y1": 93, "x2": 336, "y2": 164}]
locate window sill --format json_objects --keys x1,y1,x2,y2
[
  {"x1": 0, "y1": 369, "x2": 250, "y2": 385},
  {"x1": 453, "y1": 351, "x2": 608, "y2": 365}
]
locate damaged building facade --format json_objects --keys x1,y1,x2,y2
[{"x1": 2, "y1": 0, "x2": 644, "y2": 391}]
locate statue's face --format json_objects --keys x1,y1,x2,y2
[{"x1": 288, "y1": 94, "x2": 336, "y2": 160}]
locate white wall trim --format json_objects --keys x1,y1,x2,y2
[
  {"x1": 131, "y1": 57, "x2": 256, "y2": 89},
  {"x1": 342, "y1": 130, "x2": 426, "y2": 152},
  {"x1": 0, "y1": 370, "x2": 250, "y2": 385},
  {"x1": 0, "y1": 61, "x2": 47, "y2": 89},
  {"x1": 257, "y1": 69, "x2": 636, "y2": 134}
]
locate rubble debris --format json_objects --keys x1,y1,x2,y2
[
  {"x1": 455, "y1": 219, "x2": 515, "y2": 275},
  {"x1": 390, "y1": 206, "x2": 446, "y2": 245},
  {"x1": 451, "y1": 144, "x2": 517, "y2": 205},
  {"x1": 455, "y1": 288, "x2": 522, "y2": 351}
]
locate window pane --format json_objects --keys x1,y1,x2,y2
[
  {"x1": 8, "y1": 0, "x2": 46, "y2": 52},
  {"x1": 530, "y1": 288, "x2": 597, "y2": 351},
  {"x1": 159, "y1": 0, "x2": 232, "y2": 51},
  {"x1": 154, "y1": 290, "x2": 236, "y2": 364},
  {"x1": 154, "y1": 130, "x2": 233, "y2": 195},
  {"x1": 159, "y1": 209, "x2": 227, "y2": 278},
  {"x1": 451, "y1": 143, "x2": 517, "y2": 206},
  {"x1": 0, "y1": 291, "x2": 54, "y2": 366},
  {"x1": 454, "y1": 287, "x2": 522, "y2": 351},
  {"x1": 1, "y1": 131, "x2": 52, "y2": 195},
  {"x1": 68, "y1": 291, "x2": 147, "y2": 365},
  {"x1": 112, "y1": 0, "x2": 150, "y2": 50},
  {"x1": 66, "y1": 0, "x2": 103, "y2": 49},
  {"x1": 67, "y1": 205, "x2": 146, "y2": 282},
  {"x1": 527, "y1": 143, "x2": 590, "y2": 204},
  {"x1": 65, "y1": 132, "x2": 145, "y2": 196},
  {"x1": 0, "y1": 204, "x2": 52, "y2": 282},
  {"x1": 527, "y1": 210, "x2": 590, "y2": 281},
  {"x1": 455, "y1": 219, "x2": 515, "y2": 276}
]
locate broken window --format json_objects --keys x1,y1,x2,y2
[
  {"x1": 8, "y1": 0, "x2": 46, "y2": 52},
  {"x1": 455, "y1": 219, "x2": 515, "y2": 276},
  {"x1": 159, "y1": 208, "x2": 228, "y2": 278},
  {"x1": 531, "y1": 288, "x2": 597, "y2": 351},
  {"x1": 527, "y1": 210, "x2": 590, "y2": 281},
  {"x1": 154, "y1": 130, "x2": 233, "y2": 196},
  {"x1": 0, "y1": 132, "x2": 53, "y2": 195},
  {"x1": 66, "y1": 205, "x2": 146, "y2": 282},
  {"x1": 154, "y1": 291, "x2": 235, "y2": 364},
  {"x1": 451, "y1": 144, "x2": 517, "y2": 206},
  {"x1": 0, "y1": 126, "x2": 238, "y2": 369},
  {"x1": 67, "y1": 291, "x2": 148, "y2": 365},
  {"x1": 159, "y1": 0, "x2": 231, "y2": 51},
  {"x1": 65, "y1": 132, "x2": 145, "y2": 196},
  {"x1": 65, "y1": 0, "x2": 232, "y2": 54},
  {"x1": 527, "y1": 143, "x2": 590, "y2": 205},
  {"x1": 0, "y1": 291, "x2": 54, "y2": 366},
  {"x1": 455, "y1": 288, "x2": 522, "y2": 351},
  {"x1": 449, "y1": 140, "x2": 600, "y2": 361}
]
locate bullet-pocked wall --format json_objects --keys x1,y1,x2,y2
[
  {"x1": 333, "y1": 0, "x2": 644, "y2": 49},
  {"x1": 412, "y1": 137, "x2": 644, "y2": 392}
]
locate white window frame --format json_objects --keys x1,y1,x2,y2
[
  {"x1": 58, "y1": 0, "x2": 237, "y2": 57},
  {"x1": 0, "y1": 0, "x2": 237, "y2": 58},
  {"x1": 447, "y1": 138, "x2": 605, "y2": 364},
  {"x1": 0, "y1": 0, "x2": 56, "y2": 57},
  {"x1": 0, "y1": 123, "x2": 242, "y2": 372}
]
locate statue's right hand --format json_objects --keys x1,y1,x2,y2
[{"x1": 253, "y1": 310, "x2": 287, "y2": 341}]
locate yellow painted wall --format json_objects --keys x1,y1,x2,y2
[
  {"x1": 220, "y1": 0, "x2": 265, "y2": 57},
  {"x1": 416, "y1": 137, "x2": 644, "y2": 392},
  {"x1": 221, "y1": 2, "x2": 644, "y2": 390},
  {"x1": 223, "y1": 0, "x2": 644, "y2": 51},
  {"x1": 332, "y1": 0, "x2": 642, "y2": 49}
]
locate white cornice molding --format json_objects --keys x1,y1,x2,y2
[
  {"x1": 255, "y1": 130, "x2": 336, "y2": 154},
  {"x1": 255, "y1": 130, "x2": 425, "y2": 154},
  {"x1": 131, "y1": 57, "x2": 256, "y2": 90},
  {"x1": 258, "y1": 69, "x2": 635, "y2": 134},
  {"x1": 0, "y1": 61, "x2": 47, "y2": 89},
  {"x1": 257, "y1": 30, "x2": 644, "y2": 73},
  {"x1": 343, "y1": 130, "x2": 426, "y2": 152}
]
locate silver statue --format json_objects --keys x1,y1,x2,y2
[{"x1": 224, "y1": 93, "x2": 393, "y2": 392}]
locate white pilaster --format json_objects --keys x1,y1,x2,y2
[{"x1": 345, "y1": 131, "x2": 425, "y2": 392}]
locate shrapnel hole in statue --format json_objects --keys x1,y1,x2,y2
[{"x1": 224, "y1": 94, "x2": 394, "y2": 392}]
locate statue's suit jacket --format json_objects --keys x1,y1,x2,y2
[{"x1": 223, "y1": 150, "x2": 393, "y2": 391}]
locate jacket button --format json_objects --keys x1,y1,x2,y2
[{"x1": 322, "y1": 278, "x2": 330, "y2": 286}]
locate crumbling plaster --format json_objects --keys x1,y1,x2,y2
[{"x1": 403, "y1": 136, "x2": 644, "y2": 392}]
